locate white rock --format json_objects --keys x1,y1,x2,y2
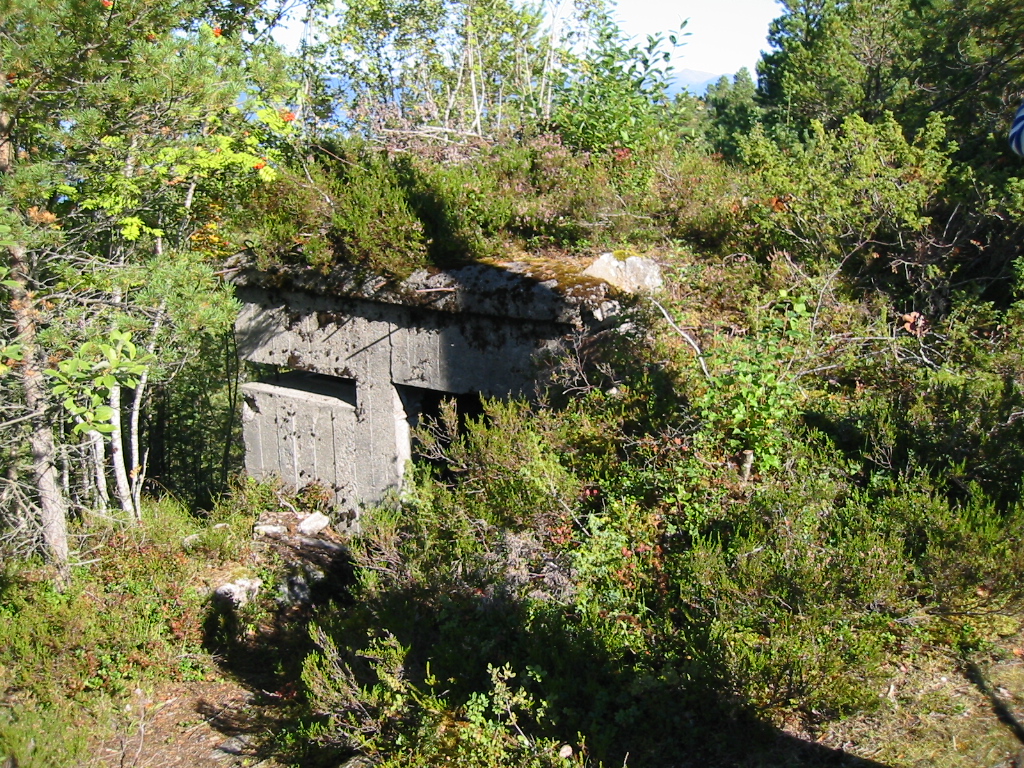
[
  {"x1": 297, "y1": 511, "x2": 330, "y2": 536},
  {"x1": 253, "y1": 524, "x2": 287, "y2": 537},
  {"x1": 583, "y1": 253, "x2": 663, "y2": 293}
]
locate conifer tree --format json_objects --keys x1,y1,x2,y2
[{"x1": 0, "y1": 0, "x2": 291, "y2": 582}]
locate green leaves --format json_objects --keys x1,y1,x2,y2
[
  {"x1": 554, "y1": 19, "x2": 683, "y2": 153},
  {"x1": 45, "y1": 330, "x2": 154, "y2": 435},
  {"x1": 0, "y1": 224, "x2": 15, "y2": 251},
  {"x1": 0, "y1": 343, "x2": 23, "y2": 377},
  {"x1": 759, "y1": 0, "x2": 920, "y2": 130},
  {"x1": 117, "y1": 217, "x2": 163, "y2": 242},
  {"x1": 740, "y1": 112, "x2": 953, "y2": 262},
  {"x1": 695, "y1": 290, "x2": 812, "y2": 472}
]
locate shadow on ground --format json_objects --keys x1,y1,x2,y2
[{"x1": 200, "y1": 538, "x2": 890, "y2": 768}]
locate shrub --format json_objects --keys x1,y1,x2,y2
[
  {"x1": 302, "y1": 626, "x2": 587, "y2": 768},
  {"x1": 0, "y1": 498, "x2": 257, "y2": 766},
  {"x1": 739, "y1": 113, "x2": 953, "y2": 266},
  {"x1": 329, "y1": 150, "x2": 429, "y2": 276},
  {"x1": 695, "y1": 290, "x2": 812, "y2": 471},
  {"x1": 238, "y1": 143, "x2": 428, "y2": 278},
  {"x1": 0, "y1": 705, "x2": 88, "y2": 768},
  {"x1": 651, "y1": 148, "x2": 752, "y2": 252}
]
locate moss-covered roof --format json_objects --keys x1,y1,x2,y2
[{"x1": 229, "y1": 251, "x2": 644, "y2": 328}]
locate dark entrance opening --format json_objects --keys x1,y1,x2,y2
[{"x1": 396, "y1": 384, "x2": 485, "y2": 474}]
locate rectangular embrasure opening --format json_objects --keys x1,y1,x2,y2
[{"x1": 246, "y1": 371, "x2": 357, "y2": 409}]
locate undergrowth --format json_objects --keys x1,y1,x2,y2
[
  {"x1": 8, "y1": 243, "x2": 1024, "y2": 767},
  {"x1": 263, "y1": 247, "x2": 1024, "y2": 767},
  {"x1": 232, "y1": 136, "x2": 744, "y2": 277},
  {"x1": 0, "y1": 495, "x2": 260, "y2": 767}
]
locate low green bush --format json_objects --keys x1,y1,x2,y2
[
  {"x1": 0, "y1": 497, "x2": 258, "y2": 767},
  {"x1": 239, "y1": 142, "x2": 429, "y2": 277},
  {"x1": 231, "y1": 135, "x2": 772, "y2": 275}
]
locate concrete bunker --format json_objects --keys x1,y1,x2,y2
[{"x1": 234, "y1": 255, "x2": 660, "y2": 522}]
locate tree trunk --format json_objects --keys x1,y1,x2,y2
[
  {"x1": 108, "y1": 380, "x2": 137, "y2": 520},
  {"x1": 0, "y1": 106, "x2": 12, "y2": 174},
  {"x1": 105, "y1": 286, "x2": 137, "y2": 521},
  {"x1": 7, "y1": 243, "x2": 71, "y2": 586},
  {"x1": 88, "y1": 427, "x2": 110, "y2": 513},
  {"x1": 128, "y1": 305, "x2": 165, "y2": 514}
]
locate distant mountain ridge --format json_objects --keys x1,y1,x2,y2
[{"x1": 669, "y1": 68, "x2": 728, "y2": 96}]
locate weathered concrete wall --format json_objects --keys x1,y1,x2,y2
[
  {"x1": 235, "y1": 288, "x2": 567, "y2": 397},
  {"x1": 241, "y1": 373, "x2": 359, "y2": 510},
  {"x1": 233, "y1": 258, "x2": 656, "y2": 519}
]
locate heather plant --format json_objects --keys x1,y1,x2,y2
[
  {"x1": 302, "y1": 626, "x2": 588, "y2": 768},
  {"x1": 399, "y1": 151, "x2": 518, "y2": 264},
  {"x1": 240, "y1": 147, "x2": 429, "y2": 277},
  {"x1": 0, "y1": 705, "x2": 89, "y2": 768},
  {"x1": 237, "y1": 135, "x2": 687, "y2": 273},
  {"x1": 0, "y1": 497, "x2": 258, "y2": 766},
  {"x1": 652, "y1": 148, "x2": 752, "y2": 251},
  {"x1": 739, "y1": 112, "x2": 952, "y2": 268}
]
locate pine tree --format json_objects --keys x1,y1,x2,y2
[{"x1": 0, "y1": 0, "x2": 291, "y2": 582}]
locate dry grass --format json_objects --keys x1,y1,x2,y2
[{"x1": 810, "y1": 620, "x2": 1024, "y2": 768}]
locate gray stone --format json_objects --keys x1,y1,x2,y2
[
  {"x1": 253, "y1": 524, "x2": 287, "y2": 537},
  {"x1": 278, "y1": 561, "x2": 328, "y2": 607},
  {"x1": 212, "y1": 578, "x2": 262, "y2": 610},
  {"x1": 212, "y1": 734, "x2": 251, "y2": 757},
  {"x1": 583, "y1": 252, "x2": 663, "y2": 293},
  {"x1": 297, "y1": 536, "x2": 345, "y2": 552},
  {"x1": 182, "y1": 533, "x2": 201, "y2": 548},
  {"x1": 297, "y1": 511, "x2": 330, "y2": 536},
  {"x1": 338, "y1": 756, "x2": 376, "y2": 768},
  {"x1": 280, "y1": 573, "x2": 311, "y2": 606}
]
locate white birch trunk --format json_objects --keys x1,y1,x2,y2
[
  {"x1": 89, "y1": 428, "x2": 110, "y2": 513},
  {"x1": 128, "y1": 305, "x2": 164, "y2": 513},
  {"x1": 108, "y1": 380, "x2": 136, "y2": 520}
]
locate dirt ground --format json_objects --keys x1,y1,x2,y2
[{"x1": 92, "y1": 679, "x2": 292, "y2": 768}]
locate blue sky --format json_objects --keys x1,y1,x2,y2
[{"x1": 614, "y1": 0, "x2": 782, "y2": 77}]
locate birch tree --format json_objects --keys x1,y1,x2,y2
[
  {"x1": 0, "y1": 0, "x2": 292, "y2": 580},
  {"x1": 315, "y1": 0, "x2": 602, "y2": 140}
]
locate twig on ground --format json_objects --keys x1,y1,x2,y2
[{"x1": 649, "y1": 298, "x2": 711, "y2": 380}]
